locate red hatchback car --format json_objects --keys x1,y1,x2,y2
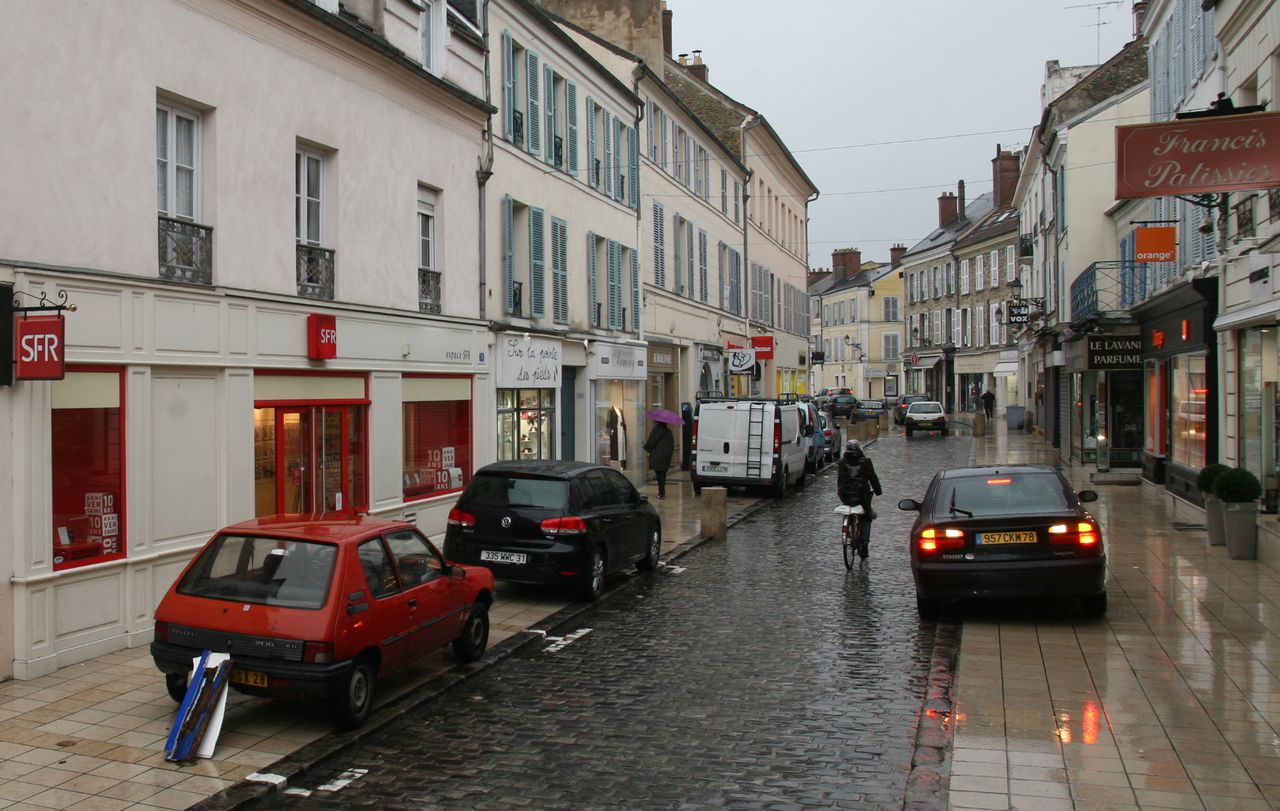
[{"x1": 150, "y1": 514, "x2": 495, "y2": 729}]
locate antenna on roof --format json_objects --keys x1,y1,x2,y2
[{"x1": 1065, "y1": 0, "x2": 1121, "y2": 62}]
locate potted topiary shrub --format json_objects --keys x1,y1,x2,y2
[
  {"x1": 1197, "y1": 463, "x2": 1231, "y2": 547},
  {"x1": 1213, "y1": 467, "x2": 1262, "y2": 560}
]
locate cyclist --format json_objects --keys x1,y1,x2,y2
[{"x1": 837, "y1": 439, "x2": 882, "y2": 556}]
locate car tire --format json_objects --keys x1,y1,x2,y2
[
  {"x1": 637, "y1": 526, "x2": 661, "y2": 572},
  {"x1": 916, "y1": 595, "x2": 941, "y2": 620},
  {"x1": 581, "y1": 547, "x2": 605, "y2": 602},
  {"x1": 165, "y1": 672, "x2": 187, "y2": 704},
  {"x1": 332, "y1": 656, "x2": 376, "y2": 730},
  {"x1": 452, "y1": 603, "x2": 490, "y2": 663},
  {"x1": 1080, "y1": 591, "x2": 1108, "y2": 618}
]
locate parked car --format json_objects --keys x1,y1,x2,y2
[
  {"x1": 854, "y1": 399, "x2": 886, "y2": 421},
  {"x1": 691, "y1": 396, "x2": 811, "y2": 496},
  {"x1": 819, "y1": 412, "x2": 842, "y2": 462},
  {"x1": 444, "y1": 461, "x2": 661, "y2": 602},
  {"x1": 151, "y1": 514, "x2": 495, "y2": 729},
  {"x1": 814, "y1": 387, "x2": 851, "y2": 411},
  {"x1": 828, "y1": 394, "x2": 859, "y2": 419},
  {"x1": 897, "y1": 464, "x2": 1106, "y2": 618},
  {"x1": 894, "y1": 395, "x2": 929, "y2": 425},
  {"x1": 801, "y1": 400, "x2": 825, "y2": 474},
  {"x1": 905, "y1": 401, "x2": 948, "y2": 436}
]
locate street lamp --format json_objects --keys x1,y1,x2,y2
[{"x1": 1008, "y1": 277, "x2": 1045, "y2": 309}]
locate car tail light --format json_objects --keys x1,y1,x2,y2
[
  {"x1": 773, "y1": 422, "x2": 782, "y2": 453},
  {"x1": 154, "y1": 621, "x2": 168, "y2": 642},
  {"x1": 918, "y1": 527, "x2": 965, "y2": 552},
  {"x1": 1048, "y1": 522, "x2": 1098, "y2": 546},
  {"x1": 691, "y1": 419, "x2": 698, "y2": 450},
  {"x1": 447, "y1": 508, "x2": 475, "y2": 528},
  {"x1": 303, "y1": 641, "x2": 334, "y2": 664},
  {"x1": 541, "y1": 516, "x2": 589, "y2": 535}
]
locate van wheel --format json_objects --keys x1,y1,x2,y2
[
  {"x1": 452, "y1": 603, "x2": 490, "y2": 663},
  {"x1": 165, "y1": 672, "x2": 188, "y2": 703},
  {"x1": 332, "y1": 656, "x2": 376, "y2": 730}
]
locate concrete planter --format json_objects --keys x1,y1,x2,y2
[
  {"x1": 1222, "y1": 500, "x2": 1259, "y2": 560},
  {"x1": 1203, "y1": 495, "x2": 1226, "y2": 547}
]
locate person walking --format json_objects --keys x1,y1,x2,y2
[
  {"x1": 981, "y1": 388, "x2": 996, "y2": 419},
  {"x1": 837, "y1": 439, "x2": 882, "y2": 556},
  {"x1": 644, "y1": 420, "x2": 675, "y2": 499}
]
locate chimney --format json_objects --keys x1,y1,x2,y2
[
  {"x1": 957, "y1": 180, "x2": 966, "y2": 221},
  {"x1": 890, "y1": 244, "x2": 907, "y2": 268},
  {"x1": 831, "y1": 248, "x2": 862, "y2": 282},
  {"x1": 938, "y1": 192, "x2": 957, "y2": 227},
  {"x1": 662, "y1": 2, "x2": 672, "y2": 57},
  {"x1": 677, "y1": 52, "x2": 688, "y2": 66},
  {"x1": 1132, "y1": 0, "x2": 1149, "y2": 36},
  {"x1": 992, "y1": 145, "x2": 1021, "y2": 209},
  {"x1": 688, "y1": 50, "x2": 708, "y2": 83}
]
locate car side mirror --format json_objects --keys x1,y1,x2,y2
[
  {"x1": 1076, "y1": 490, "x2": 1098, "y2": 503},
  {"x1": 898, "y1": 499, "x2": 920, "y2": 511},
  {"x1": 447, "y1": 565, "x2": 466, "y2": 580},
  {"x1": 636, "y1": 493, "x2": 649, "y2": 504}
]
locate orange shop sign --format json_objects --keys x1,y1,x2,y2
[
  {"x1": 1135, "y1": 226, "x2": 1177, "y2": 262},
  {"x1": 1116, "y1": 112, "x2": 1280, "y2": 199}
]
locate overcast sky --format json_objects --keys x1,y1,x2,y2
[{"x1": 668, "y1": 0, "x2": 1135, "y2": 269}]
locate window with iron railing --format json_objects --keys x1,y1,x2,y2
[
  {"x1": 157, "y1": 217, "x2": 213, "y2": 284},
  {"x1": 1237, "y1": 195, "x2": 1257, "y2": 239},
  {"x1": 296, "y1": 245, "x2": 335, "y2": 300}
]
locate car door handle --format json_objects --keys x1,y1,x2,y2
[{"x1": 407, "y1": 598, "x2": 417, "y2": 608}]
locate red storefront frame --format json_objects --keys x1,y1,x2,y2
[{"x1": 402, "y1": 374, "x2": 473, "y2": 501}]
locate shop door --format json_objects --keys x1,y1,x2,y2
[
  {"x1": 277, "y1": 406, "x2": 350, "y2": 514},
  {"x1": 560, "y1": 367, "x2": 576, "y2": 461}
]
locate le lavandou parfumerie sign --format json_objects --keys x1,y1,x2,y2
[{"x1": 1115, "y1": 112, "x2": 1280, "y2": 199}]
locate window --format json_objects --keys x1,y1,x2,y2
[
  {"x1": 497, "y1": 388, "x2": 554, "y2": 460},
  {"x1": 384, "y1": 530, "x2": 446, "y2": 588},
  {"x1": 990, "y1": 250, "x2": 1000, "y2": 288},
  {"x1": 51, "y1": 369, "x2": 126, "y2": 571},
  {"x1": 1006, "y1": 245, "x2": 1016, "y2": 283},
  {"x1": 733, "y1": 181, "x2": 740, "y2": 224},
  {"x1": 947, "y1": 262, "x2": 956, "y2": 296},
  {"x1": 551, "y1": 217, "x2": 568, "y2": 324},
  {"x1": 883, "y1": 332, "x2": 899, "y2": 361},
  {"x1": 157, "y1": 103, "x2": 199, "y2": 222},
  {"x1": 357, "y1": 539, "x2": 398, "y2": 598},
  {"x1": 178, "y1": 536, "x2": 338, "y2": 609},
  {"x1": 990, "y1": 301, "x2": 1000, "y2": 345},
  {"x1": 883, "y1": 296, "x2": 898, "y2": 322},
  {"x1": 962, "y1": 308, "x2": 971, "y2": 347},
  {"x1": 403, "y1": 376, "x2": 472, "y2": 500},
  {"x1": 975, "y1": 254, "x2": 985, "y2": 289},
  {"x1": 975, "y1": 305, "x2": 985, "y2": 347},
  {"x1": 960, "y1": 259, "x2": 970, "y2": 294},
  {"x1": 542, "y1": 69, "x2": 576, "y2": 173},
  {"x1": 1171, "y1": 353, "x2": 1208, "y2": 469},
  {"x1": 652, "y1": 201, "x2": 666, "y2": 288},
  {"x1": 720, "y1": 168, "x2": 728, "y2": 214},
  {"x1": 418, "y1": 188, "x2": 439, "y2": 314},
  {"x1": 296, "y1": 149, "x2": 323, "y2": 246},
  {"x1": 419, "y1": 0, "x2": 445, "y2": 74}
]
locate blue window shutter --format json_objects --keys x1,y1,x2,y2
[
  {"x1": 566, "y1": 81, "x2": 578, "y2": 176},
  {"x1": 529, "y1": 207, "x2": 545, "y2": 318},
  {"x1": 698, "y1": 229, "x2": 708, "y2": 303},
  {"x1": 526, "y1": 51, "x2": 541, "y2": 155},
  {"x1": 502, "y1": 195, "x2": 515, "y2": 314},
  {"x1": 552, "y1": 218, "x2": 568, "y2": 324},
  {"x1": 603, "y1": 110, "x2": 613, "y2": 198},
  {"x1": 718, "y1": 242, "x2": 726, "y2": 310},
  {"x1": 628, "y1": 126, "x2": 639, "y2": 209},
  {"x1": 586, "y1": 97, "x2": 596, "y2": 187},
  {"x1": 607, "y1": 240, "x2": 622, "y2": 329},
  {"x1": 686, "y1": 218, "x2": 695, "y2": 298},
  {"x1": 671, "y1": 121, "x2": 680, "y2": 181},
  {"x1": 543, "y1": 64, "x2": 555, "y2": 165},
  {"x1": 630, "y1": 249, "x2": 640, "y2": 331},
  {"x1": 653, "y1": 201, "x2": 665, "y2": 288},
  {"x1": 645, "y1": 99, "x2": 655, "y2": 160},
  {"x1": 502, "y1": 32, "x2": 514, "y2": 141},
  {"x1": 587, "y1": 232, "x2": 598, "y2": 327}
]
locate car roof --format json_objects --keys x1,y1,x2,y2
[
  {"x1": 221, "y1": 513, "x2": 411, "y2": 543},
  {"x1": 936, "y1": 464, "x2": 1061, "y2": 481},
  {"x1": 474, "y1": 460, "x2": 607, "y2": 478},
  {"x1": 908, "y1": 400, "x2": 944, "y2": 408}
]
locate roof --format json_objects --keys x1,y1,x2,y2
[
  {"x1": 954, "y1": 206, "x2": 1020, "y2": 250},
  {"x1": 1041, "y1": 37, "x2": 1147, "y2": 143},
  {"x1": 507, "y1": 0, "x2": 640, "y2": 108},
  {"x1": 475, "y1": 460, "x2": 606, "y2": 478},
  {"x1": 810, "y1": 261, "x2": 892, "y2": 296},
  {"x1": 223, "y1": 513, "x2": 410, "y2": 542},
  {"x1": 901, "y1": 192, "x2": 996, "y2": 260}
]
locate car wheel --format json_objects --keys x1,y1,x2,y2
[
  {"x1": 637, "y1": 526, "x2": 661, "y2": 572},
  {"x1": 332, "y1": 656, "x2": 376, "y2": 730},
  {"x1": 581, "y1": 547, "x2": 605, "y2": 601},
  {"x1": 916, "y1": 595, "x2": 941, "y2": 620},
  {"x1": 165, "y1": 672, "x2": 188, "y2": 703},
  {"x1": 452, "y1": 603, "x2": 490, "y2": 663},
  {"x1": 1079, "y1": 591, "x2": 1108, "y2": 618}
]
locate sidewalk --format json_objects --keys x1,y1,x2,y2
[
  {"x1": 0, "y1": 478, "x2": 765, "y2": 811},
  {"x1": 949, "y1": 419, "x2": 1280, "y2": 810}
]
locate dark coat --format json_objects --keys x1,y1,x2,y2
[
  {"x1": 644, "y1": 424, "x2": 675, "y2": 472},
  {"x1": 837, "y1": 446, "x2": 882, "y2": 510}
]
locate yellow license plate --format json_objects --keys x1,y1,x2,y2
[
  {"x1": 229, "y1": 668, "x2": 268, "y2": 688},
  {"x1": 978, "y1": 531, "x2": 1037, "y2": 545}
]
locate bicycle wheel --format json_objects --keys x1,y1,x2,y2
[{"x1": 842, "y1": 517, "x2": 857, "y2": 570}]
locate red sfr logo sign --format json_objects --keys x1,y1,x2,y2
[
  {"x1": 15, "y1": 315, "x2": 65, "y2": 380},
  {"x1": 307, "y1": 313, "x2": 338, "y2": 360}
]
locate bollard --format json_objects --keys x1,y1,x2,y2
[
  {"x1": 699, "y1": 486, "x2": 728, "y2": 541},
  {"x1": 973, "y1": 413, "x2": 986, "y2": 437}
]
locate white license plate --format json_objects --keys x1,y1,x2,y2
[
  {"x1": 700, "y1": 462, "x2": 726, "y2": 472},
  {"x1": 480, "y1": 550, "x2": 527, "y2": 565}
]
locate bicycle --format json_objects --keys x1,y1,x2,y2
[{"x1": 834, "y1": 504, "x2": 868, "y2": 569}]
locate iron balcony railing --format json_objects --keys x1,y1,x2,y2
[
  {"x1": 296, "y1": 244, "x2": 335, "y2": 300},
  {"x1": 1071, "y1": 258, "x2": 1188, "y2": 321},
  {"x1": 157, "y1": 216, "x2": 213, "y2": 284},
  {"x1": 418, "y1": 268, "x2": 441, "y2": 315}
]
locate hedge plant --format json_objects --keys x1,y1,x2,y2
[
  {"x1": 1213, "y1": 467, "x2": 1263, "y2": 503},
  {"x1": 1196, "y1": 463, "x2": 1231, "y2": 495}
]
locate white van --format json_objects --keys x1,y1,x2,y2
[{"x1": 691, "y1": 397, "x2": 811, "y2": 496}]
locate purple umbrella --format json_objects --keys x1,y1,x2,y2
[{"x1": 645, "y1": 408, "x2": 683, "y2": 424}]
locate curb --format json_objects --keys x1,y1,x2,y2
[{"x1": 192, "y1": 485, "x2": 781, "y2": 810}]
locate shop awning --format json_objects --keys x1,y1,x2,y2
[
  {"x1": 911, "y1": 355, "x2": 941, "y2": 370},
  {"x1": 992, "y1": 360, "x2": 1019, "y2": 376},
  {"x1": 1212, "y1": 298, "x2": 1280, "y2": 331}
]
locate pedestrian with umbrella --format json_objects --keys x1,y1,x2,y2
[{"x1": 643, "y1": 409, "x2": 679, "y2": 499}]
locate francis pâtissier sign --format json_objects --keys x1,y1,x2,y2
[{"x1": 1087, "y1": 336, "x2": 1141, "y2": 370}]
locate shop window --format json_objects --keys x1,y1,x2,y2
[
  {"x1": 498, "y1": 388, "x2": 554, "y2": 461},
  {"x1": 51, "y1": 369, "x2": 126, "y2": 571},
  {"x1": 1145, "y1": 360, "x2": 1167, "y2": 456},
  {"x1": 1171, "y1": 353, "x2": 1207, "y2": 469},
  {"x1": 403, "y1": 376, "x2": 472, "y2": 500}
]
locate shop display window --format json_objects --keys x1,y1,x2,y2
[
  {"x1": 498, "y1": 388, "x2": 554, "y2": 461},
  {"x1": 1171, "y1": 353, "x2": 1207, "y2": 470},
  {"x1": 51, "y1": 370, "x2": 125, "y2": 570},
  {"x1": 1145, "y1": 361, "x2": 1167, "y2": 456},
  {"x1": 403, "y1": 393, "x2": 472, "y2": 500},
  {"x1": 1239, "y1": 329, "x2": 1264, "y2": 480},
  {"x1": 595, "y1": 379, "x2": 640, "y2": 472}
]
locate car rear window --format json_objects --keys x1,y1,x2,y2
[
  {"x1": 177, "y1": 535, "x2": 337, "y2": 610},
  {"x1": 909, "y1": 403, "x2": 943, "y2": 414},
  {"x1": 467, "y1": 473, "x2": 569, "y2": 510},
  {"x1": 860, "y1": 400, "x2": 884, "y2": 409},
  {"x1": 937, "y1": 474, "x2": 1070, "y2": 517}
]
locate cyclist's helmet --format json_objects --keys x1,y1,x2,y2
[{"x1": 845, "y1": 439, "x2": 862, "y2": 453}]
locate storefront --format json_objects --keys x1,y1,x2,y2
[
  {"x1": 495, "y1": 334, "x2": 561, "y2": 462},
  {"x1": 591, "y1": 340, "x2": 646, "y2": 484},
  {"x1": 646, "y1": 343, "x2": 680, "y2": 477},
  {"x1": 695, "y1": 344, "x2": 723, "y2": 396},
  {"x1": 1213, "y1": 305, "x2": 1280, "y2": 512},
  {"x1": 908, "y1": 353, "x2": 942, "y2": 398},
  {"x1": 1133, "y1": 279, "x2": 1217, "y2": 501}
]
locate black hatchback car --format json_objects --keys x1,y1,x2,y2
[
  {"x1": 898, "y1": 465, "x2": 1106, "y2": 619},
  {"x1": 444, "y1": 461, "x2": 661, "y2": 601}
]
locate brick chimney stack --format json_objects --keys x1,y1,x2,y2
[
  {"x1": 662, "y1": 2, "x2": 672, "y2": 57},
  {"x1": 938, "y1": 192, "x2": 957, "y2": 227},
  {"x1": 890, "y1": 244, "x2": 906, "y2": 268},
  {"x1": 832, "y1": 248, "x2": 862, "y2": 282},
  {"x1": 688, "y1": 50, "x2": 708, "y2": 82},
  {"x1": 992, "y1": 145, "x2": 1021, "y2": 209},
  {"x1": 1132, "y1": 0, "x2": 1148, "y2": 36}
]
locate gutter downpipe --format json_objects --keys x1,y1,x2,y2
[
  {"x1": 632, "y1": 65, "x2": 646, "y2": 343},
  {"x1": 477, "y1": 0, "x2": 495, "y2": 319},
  {"x1": 740, "y1": 114, "x2": 762, "y2": 393},
  {"x1": 805, "y1": 190, "x2": 819, "y2": 391}
]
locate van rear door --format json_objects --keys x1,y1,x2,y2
[{"x1": 695, "y1": 403, "x2": 751, "y2": 481}]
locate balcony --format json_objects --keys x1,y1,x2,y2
[
  {"x1": 418, "y1": 268, "x2": 441, "y2": 315},
  {"x1": 296, "y1": 244, "x2": 335, "y2": 300},
  {"x1": 157, "y1": 216, "x2": 213, "y2": 284},
  {"x1": 1071, "y1": 260, "x2": 1145, "y2": 321}
]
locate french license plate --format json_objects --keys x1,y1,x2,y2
[
  {"x1": 977, "y1": 531, "x2": 1037, "y2": 545},
  {"x1": 700, "y1": 462, "x2": 726, "y2": 472},
  {"x1": 480, "y1": 550, "x2": 528, "y2": 565},
  {"x1": 229, "y1": 668, "x2": 268, "y2": 688}
]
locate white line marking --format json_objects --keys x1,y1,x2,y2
[{"x1": 544, "y1": 627, "x2": 593, "y2": 652}]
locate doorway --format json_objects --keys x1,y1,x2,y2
[
  {"x1": 560, "y1": 367, "x2": 577, "y2": 461},
  {"x1": 254, "y1": 405, "x2": 367, "y2": 516}
]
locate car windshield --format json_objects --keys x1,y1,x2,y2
[
  {"x1": 909, "y1": 403, "x2": 943, "y2": 414},
  {"x1": 177, "y1": 535, "x2": 337, "y2": 610},
  {"x1": 467, "y1": 473, "x2": 569, "y2": 509},
  {"x1": 937, "y1": 474, "x2": 1070, "y2": 517}
]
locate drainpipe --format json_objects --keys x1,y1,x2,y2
[
  {"x1": 632, "y1": 65, "x2": 646, "y2": 341},
  {"x1": 477, "y1": 0, "x2": 495, "y2": 319},
  {"x1": 740, "y1": 114, "x2": 762, "y2": 392}
]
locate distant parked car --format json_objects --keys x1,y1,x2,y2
[
  {"x1": 814, "y1": 387, "x2": 851, "y2": 411},
  {"x1": 905, "y1": 401, "x2": 947, "y2": 437},
  {"x1": 855, "y1": 399, "x2": 886, "y2": 421},
  {"x1": 801, "y1": 401, "x2": 825, "y2": 474},
  {"x1": 819, "y1": 413, "x2": 842, "y2": 462},
  {"x1": 829, "y1": 395, "x2": 858, "y2": 419},
  {"x1": 894, "y1": 395, "x2": 929, "y2": 425}
]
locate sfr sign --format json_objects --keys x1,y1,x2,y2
[
  {"x1": 307, "y1": 313, "x2": 338, "y2": 360},
  {"x1": 15, "y1": 315, "x2": 65, "y2": 380}
]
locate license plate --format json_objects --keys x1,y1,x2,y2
[
  {"x1": 916, "y1": 421, "x2": 937, "y2": 428},
  {"x1": 977, "y1": 531, "x2": 1037, "y2": 545},
  {"x1": 229, "y1": 668, "x2": 268, "y2": 688},
  {"x1": 700, "y1": 462, "x2": 726, "y2": 472},
  {"x1": 480, "y1": 550, "x2": 528, "y2": 564}
]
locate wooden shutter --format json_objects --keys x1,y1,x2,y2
[
  {"x1": 543, "y1": 64, "x2": 555, "y2": 165},
  {"x1": 501, "y1": 32, "x2": 514, "y2": 141},
  {"x1": 526, "y1": 51, "x2": 541, "y2": 155},
  {"x1": 653, "y1": 201, "x2": 665, "y2": 288},
  {"x1": 565, "y1": 81, "x2": 578, "y2": 176},
  {"x1": 628, "y1": 126, "x2": 639, "y2": 209},
  {"x1": 529, "y1": 207, "x2": 545, "y2": 318},
  {"x1": 551, "y1": 217, "x2": 568, "y2": 324},
  {"x1": 645, "y1": 99, "x2": 655, "y2": 160},
  {"x1": 502, "y1": 195, "x2": 515, "y2": 313},
  {"x1": 718, "y1": 242, "x2": 727, "y2": 310},
  {"x1": 672, "y1": 121, "x2": 680, "y2": 182},
  {"x1": 630, "y1": 248, "x2": 640, "y2": 331},
  {"x1": 586, "y1": 97, "x2": 597, "y2": 186},
  {"x1": 603, "y1": 110, "x2": 613, "y2": 198},
  {"x1": 686, "y1": 218, "x2": 695, "y2": 299},
  {"x1": 607, "y1": 240, "x2": 622, "y2": 329},
  {"x1": 587, "y1": 232, "x2": 598, "y2": 326},
  {"x1": 698, "y1": 229, "x2": 708, "y2": 303}
]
